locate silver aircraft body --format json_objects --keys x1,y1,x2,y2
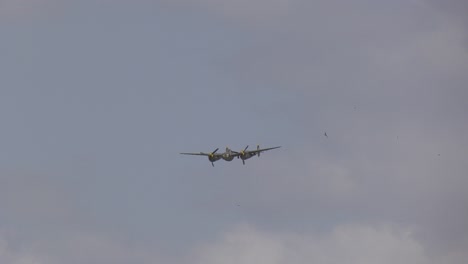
[{"x1": 180, "y1": 147, "x2": 238, "y2": 167}]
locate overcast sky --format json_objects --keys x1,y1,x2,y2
[{"x1": 1, "y1": 0, "x2": 467, "y2": 263}]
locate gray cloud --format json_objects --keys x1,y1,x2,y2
[
  {"x1": 193, "y1": 224, "x2": 437, "y2": 264},
  {"x1": 0, "y1": 232, "x2": 167, "y2": 264},
  {"x1": 0, "y1": 235, "x2": 41, "y2": 264},
  {"x1": 188, "y1": 0, "x2": 468, "y2": 258},
  {"x1": 1, "y1": 0, "x2": 467, "y2": 263},
  {"x1": 0, "y1": 0, "x2": 62, "y2": 20},
  {"x1": 163, "y1": 0, "x2": 291, "y2": 24}
]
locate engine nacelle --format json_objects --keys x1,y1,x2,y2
[{"x1": 208, "y1": 155, "x2": 221, "y2": 162}]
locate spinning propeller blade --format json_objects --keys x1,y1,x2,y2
[
  {"x1": 239, "y1": 145, "x2": 249, "y2": 156},
  {"x1": 208, "y1": 148, "x2": 219, "y2": 158}
]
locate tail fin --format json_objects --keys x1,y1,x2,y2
[{"x1": 257, "y1": 145, "x2": 260, "y2": 157}]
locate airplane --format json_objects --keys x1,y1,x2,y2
[
  {"x1": 233, "y1": 145, "x2": 281, "y2": 165},
  {"x1": 180, "y1": 147, "x2": 238, "y2": 167}
]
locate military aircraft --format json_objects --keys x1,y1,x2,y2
[
  {"x1": 233, "y1": 145, "x2": 281, "y2": 165},
  {"x1": 180, "y1": 147, "x2": 238, "y2": 167}
]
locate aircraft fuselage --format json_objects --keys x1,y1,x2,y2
[
  {"x1": 221, "y1": 147, "x2": 236, "y2": 161},
  {"x1": 222, "y1": 153, "x2": 235, "y2": 161}
]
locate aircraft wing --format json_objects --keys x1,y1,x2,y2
[
  {"x1": 248, "y1": 146, "x2": 281, "y2": 155},
  {"x1": 180, "y1": 152, "x2": 210, "y2": 156},
  {"x1": 229, "y1": 152, "x2": 242, "y2": 158}
]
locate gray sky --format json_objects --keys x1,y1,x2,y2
[{"x1": 1, "y1": 0, "x2": 467, "y2": 263}]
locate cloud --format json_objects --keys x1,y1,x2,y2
[
  {"x1": 237, "y1": 114, "x2": 468, "y2": 256},
  {"x1": 0, "y1": 0, "x2": 61, "y2": 20},
  {"x1": 1, "y1": 0, "x2": 467, "y2": 263},
  {"x1": 0, "y1": 169, "x2": 76, "y2": 228},
  {"x1": 425, "y1": 0, "x2": 468, "y2": 25},
  {"x1": 194, "y1": 225, "x2": 283, "y2": 264},
  {"x1": 209, "y1": 4, "x2": 468, "y2": 256},
  {"x1": 0, "y1": 232, "x2": 167, "y2": 264},
  {"x1": 35, "y1": 233, "x2": 163, "y2": 264},
  {"x1": 2, "y1": 223, "x2": 466, "y2": 264},
  {"x1": 224, "y1": 1, "x2": 468, "y2": 93},
  {"x1": 0, "y1": 235, "x2": 41, "y2": 264},
  {"x1": 193, "y1": 224, "x2": 440, "y2": 264},
  {"x1": 163, "y1": 0, "x2": 292, "y2": 24}
]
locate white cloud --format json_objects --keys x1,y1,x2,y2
[
  {"x1": 0, "y1": 236, "x2": 41, "y2": 264},
  {"x1": 0, "y1": 232, "x2": 166, "y2": 264},
  {"x1": 194, "y1": 225, "x2": 284, "y2": 264},
  {"x1": 2, "y1": 224, "x2": 466, "y2": 264},
  {"x1": 39, "y1": 233, "x2": 162, "y2": 264},
  {"x1": 193, "y1": 224, "x2": 438, "y2": 264}
]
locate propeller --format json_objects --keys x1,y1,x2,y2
[
  {"x1": 209, "y1": 148, "x2": 218, "y2": 167},
  {"x1": 209, "y1": 148, "x2": 219, "y2": 158},
  {"x1": 239, "y1": 145, "x2": 248, "y2": 156},
  {"x1": 240, "y1": 145, "x2": 248, "y2": 165},
  {"x1": 237, "y1": 145, "x2": 248, "y2": 159},
  {"x1": 241, "y1": 145, "x2": 248, "y2": 154}
]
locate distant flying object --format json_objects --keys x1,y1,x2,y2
[
  {"x1": 180, "y1": 147, "x2": 238, "y2": 167},
  {"x1": 324, "y1": 132, "x2": 328, "y2": 138},
  {"x1": 233, "y1": 145, "x2": 281, "y2": 165}
]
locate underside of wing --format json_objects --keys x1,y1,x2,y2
[
  {"x1": 262, "y1": 146, "x2": 281, "y2": 151},
  {"x1": 180, "y1": 152, "x2": 209, "y2": 156},
  {"x1": 254, "y1": 146, "x2": 281, "y2": 153}
]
